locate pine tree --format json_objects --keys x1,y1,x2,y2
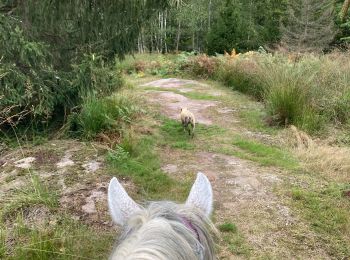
[
  {"x1": 281, "y1": 0, "x2": 336, "y2": 52},
  {"x1": 206, "y1": 0, "x2": 287, "y2": 55}
]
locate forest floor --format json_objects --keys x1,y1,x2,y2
[{"x1": 1, "y1": 77, "x2": 349, "y2": 259}]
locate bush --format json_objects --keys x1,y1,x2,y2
[
  {"x1": 71, "y1": 91, "x2": 143, "y2": 139},
  {"x1": 0, "y1": 15, "x2": 123, "y2": 130},
  {"x1": 215, "y1": 56, "x2": 265, "y2": 100},
  {"x1": 183, "y1": 54, "x2": 219, "y2": 79},
  {"x1": 0, "y1": 15, "x2": 57, "y2": 127}
]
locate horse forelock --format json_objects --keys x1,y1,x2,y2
[{"x1": 110, "y1": 201, "x2": 215, "y2": 260}]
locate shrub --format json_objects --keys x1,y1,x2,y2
[
  {"x1": 72, "y1": 91, "x2": 143, "y2": 139},
  {"x1": 183, "y1": 54, "x2": 219, "y2": 79},
  {"x1": 0, "y1": 15, "x2": 57, "y2": 127},
  {"x1": 215, "y1": 56, "x2": 264, "y2": 100},
  {"x1": 0, "y1": 15, "x2": 123, "y2": 130}
]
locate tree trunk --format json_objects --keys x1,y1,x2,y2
[
  {"x1": 208, "y1": 0, "x2": 212, "y2": 29},
  {"x1": 164, "y1": 9, "x2": 168, "y2": 53},
  {"x1": 176, "y1": 20, "x2": 181, "y2": 52},
  {"x1": 192, "y1": 32, "x2": 195, "y2": 51}
]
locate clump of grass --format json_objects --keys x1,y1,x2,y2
[
  {"x1": 290, "y1": 184, "x2": 350, "y2": 258},
  {"x1": 215, "y1": 57, "x2": 265, "y2": 100},
  {"x1": 6, "y1": 215, "x2": 114, "y2": 259},
  {"x1": 218, "y1": 222, "x2": 237, "y2": 233},
  {"x1": 183, "y1": 54, "x2": 219, "y2": 79},
  {"x1": 282, "y1": 126, "x2": 350, "y2": 182},
  {"x1": 1, "y1": 174, "x2": 58, "y2": 220},
  {"x1": 70, "y1": 91, "x2": 143, "y2": 139},
  {"x1": 0, "y1": 226, "x2": 5, "y2": 258}
]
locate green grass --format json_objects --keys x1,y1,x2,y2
[
  {"x1": 107, "y1": 132, "x2": 191, "y2": 201},
  {"x1": 0, "y1": 174, "x2": 115, "y2": 259},
  {"x1": 289, "y1": 183, "x2": 350, "y2": 258},
  {"x1": 225, "y1": 234, "x2": 252, "y2": 256},
  {"x1": 160, "y1": 118, "x2": 226, "y2": 150},
  {"x1": 182, "y1": 92, "x2": 217, "y2": 100},
  {"x1": 0, "y1": 226, "x2": 5, "y2": 258},
  {"x1": 4, "y1": 215, "x2": 114, "y2": 260},
  {"x1": 239, "y1": 109, "x2": 278, "y2": 134},
  {"x1": 231, "y1": 135, "x2": 299, "y2": 170},
  {"x1": 160, "y1": 118, "x2": 195, "y2": 150},
  {"x1": 1, "y1": 175, "x2": 58, "y2": 221},
  {"x1": 218, "y1": 222, "x2": 237, "y2": 233}
]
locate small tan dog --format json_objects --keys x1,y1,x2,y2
[{"x1": 180, "y1": 108, "x2": 196, "y2": 137}]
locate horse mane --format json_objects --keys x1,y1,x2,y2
[{"x1": 110, "y1": 201, "x2": 216, "y2": 260}]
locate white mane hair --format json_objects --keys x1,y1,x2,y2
[{"x1": 108, "y1": 172, "x2": 216, "y2": 260}]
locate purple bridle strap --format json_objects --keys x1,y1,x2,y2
[{"x1": 180, "y1": 216, "x2": 201, "y2": 242}]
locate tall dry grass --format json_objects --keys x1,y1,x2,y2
[
  {"x1": 184, "y1": 51, "x2": 350, "y2": 134},
  {"x1": 281, "y1": 125, "x2": 350, "y2": 183}
]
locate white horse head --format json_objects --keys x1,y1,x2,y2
[{"x1": 108, "y1": 172, "x2": 215, "y2": 260}]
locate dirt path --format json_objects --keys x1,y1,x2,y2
[
  {"x1": 141, "y1": 78, "x2": 329, "y2": 259},
  {"x1": 0, "y1": 77, "x2": 334, "y2": 259}
]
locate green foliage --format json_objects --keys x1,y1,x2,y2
[
  {"x1": 107, "y1": 145, "x2": 130, "y2": 163},
  {"x1": 71, "y1": 91, "x2": 142, "y2": 139},
  {"x1": 0, "y1": 14, "x2": 57, "y2": 126},
  {"x1": 0, "y1": 0, "x2": 170, "y2": 130},
  {"x1": 214, "y1": 56, "x2": 265, "y2": 100},
  {"x1": 207, "y1": 0, "x2": 287, "y2": 54},
  {"x1": 0, "y1": 15, "x2": 123, "y2": 128},
  {"x1": 281, "y1": 0, "x2": 336, "y2": 52}
]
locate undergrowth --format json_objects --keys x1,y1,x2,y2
[{"x1": 68, "y1": 90, "x2": 143, "y2": 139}]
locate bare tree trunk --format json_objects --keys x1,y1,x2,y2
[
  {"x1": 192, "y1": 32, "x2": 195, "y2": 51},
  {"x1": 340, "y1": 0, "x2": 350, "y2": 21},
  {"x1": 175, "y1": 20, "x2": 181, "y2": 52},
  {"x1": 159, "y1": 12, "x2": 163, "y2": 53},
  {"x1": 137, "y1": 35, "x2": 142, "y2": 53},
  {"x1": 141, "y1": 28, "x2": 146, "y2": 53},
  {"x1": 208, "y1": 0, "x2": 212, "y2": 29},
  {"x1": 164, "y1": 9, "x2": 168, "y2": 53},
  {"x1": 150, "y1": 32, "x2": 154, "y2": 53}
]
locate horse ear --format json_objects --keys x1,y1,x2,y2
[
  {"x1": 108, "y1": 177, "x2": 141, "y2": 225},
  {"x1": 186, "y1": 172, "x2": 213, "y2": 217}
]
